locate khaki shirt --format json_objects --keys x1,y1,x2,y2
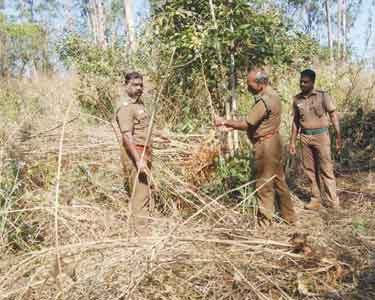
[
  {"x1": 115, "y1": 95, "x2": 152, "y2": 146},
  {"x1": 293, "y1": 90, "x2": 336, "y2": 129},
  {"x1": 246, "y1": 86, "x2": 281, "y2": 141}
]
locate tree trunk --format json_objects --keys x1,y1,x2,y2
[
  {"x1": 342, "y1": 0, "x2": 347, "y2": 61},
  {"x1": 21, "y1": 0, "x2": 35, "y2": 21},
  {"x1": 66, "y1": 0, "x2": 74, "y2": 32},
  {"x1": 95, "y1": 0, "x2": 107, "y2": 48},
  {"x1": 123, "y1": 0, "x2": 137, "y2": 58},
  {"x1": 0, "y1": 33, "x2": 8, "y2": 78},
  {"x1": 229, "y1": 0, "x2": 239, "y2": 154},
  {"x1": 337, "y1": 0, "x2": 342, "y2": 60},
  {"x1": 208, "y1": 0, "x2": 234, "y2": 158},
  {"x1": 325, "y1": 0, "x2": 333, "y2": 63},
  {"x1": 88, "y1": 0, "x2": 107, "y2": 48}
]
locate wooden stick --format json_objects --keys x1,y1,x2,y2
[
  {"x1": 53, "y1": 95, "x2": 75, "y2": 282},
  {"x1": 128, "y1": 48, "x2": 176, "y2": 228}
]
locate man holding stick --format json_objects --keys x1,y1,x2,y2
[
  {"x1": 115, "y1": 72, "x2": 154, "y2": 226},
  {"x1": 215, "y1": 67, "x2": 296, "y2": 226}
]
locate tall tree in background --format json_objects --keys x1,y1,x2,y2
[
  {"x1": 88, "y1": 0, "x2": 107, "y2": 48},
  {"x1": 22, "y1": 0, "x2": 36, "y2": 21},
  {"x1": 66, "y1": 0, "x2": 74, "y2": 32},
  {"x1": 123, "y1": 0, "x2": 136, "y2": 58},
  {"x1": 81, "y1": 0, "x2": 107, "y2": 48},
  {"x1": 283, "y1": 0, "x2": 362, "y2": 62},
  {"x1": 337, "y1": 0, "x2": 342, "y2": 60},
  {"x1": 0, "y1": 14, "x2": 49, "y2": 78},
  {"x1": 342, "y1": 0, "x2": 347, "y2": 60},
  {"x1": 106, "y1": 0, "x2": 124, "y2": 47},
  {"x1": 325, "y1": 0, "x2": 334, "y2": 62},
  {"x1": 364, "y1": 0, "x2": 375, "y2": 54}
]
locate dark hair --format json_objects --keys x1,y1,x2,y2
[
  {"x1": 124, "y1": 71, "x2": 143, "y2": 84},
  {"x1": 301, "y1": 69, "x2": 316, "y2": 82}
]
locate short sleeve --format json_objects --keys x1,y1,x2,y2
[
  {"x1": 323, "y1": 93, "x2": 336, "y2": 113},
  {"x1": 116, "y1": 105, "x2": 134, "y2": 133},
  {"x1": 292, "y1": 99, "x2": 300, "y2": 121},
  {"x1": 246, "y1": 101, "x2": 267, "y2": 126}
]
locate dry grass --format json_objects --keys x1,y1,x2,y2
[{"x1": 0, "y1": 76, "x2": 374, "y2": 300}]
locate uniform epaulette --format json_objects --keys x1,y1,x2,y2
[{"x1": 316, "y1": 90, "x2": 326, "y2": 94}]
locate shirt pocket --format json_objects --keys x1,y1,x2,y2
[
  {"x1": 312, "y1": 99, "x2": 325, "y2": 118},
  {"x1": 296, "y1": 102, "x2": 307, "y2": 120},
  {"x1": 134, "y1": 109, "x2": 149, "y2": 126}
]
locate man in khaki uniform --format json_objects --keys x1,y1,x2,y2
[
  {"x1": 116, "y1": 72, "x2": 153, "y2": 224},
  {"x1": 289, "y1": 69, "x2": 341, "y2": 210},
  {"x1": 215, "y1": 68, "x2": 296, "y2": 225}
]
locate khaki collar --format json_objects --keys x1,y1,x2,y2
[
  {"x1": 298, "y1": 89, "x2": 317, "y2": 99},
  {"x1": 123, "y1": 94, "x2": 142, "y2": 105}
]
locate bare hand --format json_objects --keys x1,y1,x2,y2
[
  {"x1": 335, "y1": 136, "x2": 342, "y2": 153},
  {"x1": 289, "y1": 143, "x2": 296, "y2": 156},
  {"x1": 214, "y1": 115, "x2": 225, "y2": 127},
  {"x1": 136, "y1": 159, "x2": 147, "y2": 174}
]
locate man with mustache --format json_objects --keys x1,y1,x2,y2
[
  {"x1": 116, "y1": 71, "x2": 153, "y2": 228},
  {"x1": 289, "y1": 69, "x2": 341, "y2": 210},
  {"x1": 215, "y1": 67, "x2": 296, "y2": 226}
]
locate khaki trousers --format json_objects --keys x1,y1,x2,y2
[
  {"x1": 121, "y1": 149, "x2": 152, "y2": 219},
  {"x1": 254, "y1": 133, "x2": 296, "y2": 221},
  {"x1": 301, "y1": 132, "x2": 339, "y2": 207}
]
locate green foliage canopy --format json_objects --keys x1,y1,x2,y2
[
  {"x1": 57, "y1": 36, "x2": 128, "y2": 118},
  {"x1": 150, "y1": 0, "x2": 321, "y2": 125},
  {"x1": 0, "y1": 14, "x2": 48, "y2": 77}
]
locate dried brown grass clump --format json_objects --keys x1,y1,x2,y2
[
  {"x1": 1, "y1": 199, "x2": 374, "y2": 300},
  {"x1": 181, "y1": 135, "x2": 220, "y2": 186}
]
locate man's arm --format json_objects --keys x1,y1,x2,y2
[
  {"x1": 322, "y1": 92, "x2": 341, "y2": 151},
  {"x1": 216, "y1": 118, "x2": 249, "y2": 131},
  {"x1": 122, "y1": 133, "x2": 147, "y2": 172},
  {"x1": 214, "y1": 98, "x2": 267, "y2": 131},
  {"x1": 289, "y1": 121, "x2": 299, "y2": 156},
  {"x1": 289, "y1": 102, "x2": 300, "y2": 156},
  {"x1": 329, "y1": 111, "x2": 341, "y2": 152}
]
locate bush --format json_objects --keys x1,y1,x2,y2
[{"x1": 57, "y1": 36, "x2": 127, "y2": 119}]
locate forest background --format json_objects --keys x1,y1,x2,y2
[{"x1": 0, "y1": 1, "x2": 375, "y2": 299}]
